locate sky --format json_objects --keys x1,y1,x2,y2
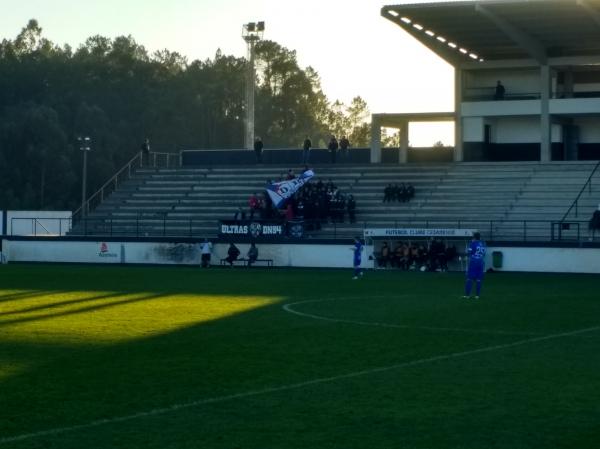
[{"x1": 0, "y1": 0, "x2": 457, "y2": 145}]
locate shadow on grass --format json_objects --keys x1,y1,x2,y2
[
  {"x1": 0, "y1": 290, "x2": 59, "y2": 304},
  {"x1": 0, "y1": 292, "x2": 131, "y2": 317},
  {"x1": 0, "y1": 292, "x2": 168, "y2": 328},
  {"x1": 0, "y1": 265, "x2": 408, "y2": 446}
]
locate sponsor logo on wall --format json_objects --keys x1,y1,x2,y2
[{"x1": 98, "y1": 242, "x2": 118, "y2": 258}]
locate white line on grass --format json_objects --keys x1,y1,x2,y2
[
  {"x1": 283, "y1": 297, "x2": 542, "y2": 336},
  {"x1": 2, "y1": 324, "x2": 599, "y2": 445}
]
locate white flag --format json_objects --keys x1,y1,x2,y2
[{"x1": 266, "y1": 170, "x2": 314, "y2": 208}]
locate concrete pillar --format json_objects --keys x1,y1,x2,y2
[
  {"x1": 370, "y1": 117, "x2": 381, "y2": 163},
  {"x1": 540, "y1": 65, "x2": 551, "y2": 162},
  {"x1": 564, "y1": 69, "x2": 574, "y2": 98},
  {"x1": 399, "y1": 121, "x2": 409, "y2": 164},
  {"x1": 454, "y1": 68, "x2": 463, "y2": 162}
]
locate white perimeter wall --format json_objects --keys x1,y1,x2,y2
[
  {"x1": 486, "y1": 246, "x2": 600, "y2": 274},
  {"x1": 1, "y1": 240, "x2": 375, "y2": 269},
  {"x1": 3, "y1": 240, "x2": 600, "y2": 273},
  {"x1": 6, "y1": 211, "x2": 72, "y2": 236}
]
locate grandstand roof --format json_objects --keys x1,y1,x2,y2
[{"x1": 382, "y1": 0, "x2": 600, "y2": 65}]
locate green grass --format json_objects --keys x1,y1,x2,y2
[{"x1": 0, "y1": 264, "x2": 599, "y2": 449}]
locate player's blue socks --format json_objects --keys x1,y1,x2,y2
[
  {"x1": 464, "y1": 279, "x2": 473, "y2": 296},
  {"x1": 475, "y1": 280, "x2": 481, "y2": 296},
  {"x1": 354, "y1": 267, "x2": 361, "y2": 277}
]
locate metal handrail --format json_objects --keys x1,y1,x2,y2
[
  {"x1": 33, "y1": 219, "x2": 52, "y2": 235},
  {"x1": 65, "y1": 217, "x2": 593, "y2": 242},
  {"x1": 148, "y1": 151, "x2": 179, "y2": 168},
  {"x1": 10, "y1": 217, "x2": 72, "y2": 236},
  {"x1": 560, "y1": 160, "x2": 600, "y2": 222},
  {"x1": 73, "y1": 151, "x2": 143, "y2": 223}
]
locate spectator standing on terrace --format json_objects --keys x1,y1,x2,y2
[
  {"x1": 247, "y1": 242, "x2": 259, "y2": 266},
  {"x1": 285, "y1": 203, "x2": 294, "y2": 222},
  {"x1": 407, "y1": 183, "x2": 415, "y2": 201},
  {"x1": 141, "y1": 138, "x2": 150, "y2": 155},
  {"x1": 494, "y1": 80, "x2": 505, "y2": 100},
  {"x1": 398, "y1": 183, "x2": 408, "y2": 202},
  {"x1": 141, "y1": 138, "x2": 150, "y2": 166},
  {"x1": 328, "y1": 135, "x2": 339, "y2": 164},
  {"x1": 589, "y1": 204, "x2": 600, "y2": 240},
  {"x1": 302, "y1": 136, "x2": 312, "y2": 164},
  {"x1": 233, "y1": 207, "x2": 246, "y2": 222},
  {"x1": 379, "y1": 241, "x2": 390, "y2": 268},
  {"x1": 383, "y1": 184, "x2": 394, "y2": 202},
  {"x1": 339, "y1": 135, "x2": 350, "y2": 161},
  {"x1": 347, "y1": 194, "x2": 356, "y2": 223},
  {"x1": 248, "y1": 193, "x2": 259, "y2": 219},
  {"x1": 254, "y1": 136, "x2": 264, "y2": 163},
  {"x1": 199, "y1": 239, "x2": 212, "y2": 268}
]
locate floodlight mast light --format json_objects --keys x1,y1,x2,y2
[{"x1": 242, "y1": 21, "x2": 265, "y2": 150}]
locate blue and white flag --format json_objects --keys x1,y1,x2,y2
[{"x1": 266, "y1": 170, "x2": 314, "y2": 208}]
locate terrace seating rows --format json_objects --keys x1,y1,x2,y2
[{"x1": 71, "y1": 161, "x2": 600, "y2": 241}]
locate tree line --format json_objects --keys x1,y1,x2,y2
[{"x1": 0, "y1": 20, "x2": 370, "y2": 210}]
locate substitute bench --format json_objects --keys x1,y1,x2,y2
[{"x1": 220, "y1": 258, "x2": 273, "y2": 267}]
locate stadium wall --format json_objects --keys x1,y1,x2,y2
[
  {"x1": 486, "y1": 246, "x2": 600, "y2": 274},
  {"x1": 2, "y1": 239, "x2": 600, "y2": 273},
  {"x1": 1, "y1": 240, "x2": 375, "y2": 269}
]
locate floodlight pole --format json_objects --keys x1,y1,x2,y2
[
  {"x1": 242, "y1": 21, "x2": 264, "y2": 150},
  {"x1": 78, "y1": 136, "x2": 91, "y2": 218}
]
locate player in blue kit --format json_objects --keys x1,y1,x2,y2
[
  {"x1": 351, "y1": 236, "x2": 364, "y2": 279},
  {"x1": 463, "y1": 231, "x2": 486, "y2": 299}
]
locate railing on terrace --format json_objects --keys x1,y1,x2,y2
[
  {"x1": 463, "y1": 88, "x2": 600, "y2": 102},
  {"x1": 463, "y1": 88, "x2": 541, "y2": 102},
  {"x1": 14, "y1": 217, "x2": 592, "y2": 242},
  {"x1": 72, "y1": 151, "x2": 181, "y2": 224},
  {"x1": 560, "y1": 160, "x2": 600, "y2": 222},
  {"x1": 9, "y1": 218, "x2": 67, "y2": 236}
]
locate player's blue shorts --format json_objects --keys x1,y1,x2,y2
[
  {"x1": 354, "y1": 257, "x2": 361, "y2": 267},
  {"x1": 467, "y1": 261, "x2": 484, "y2": 280}
]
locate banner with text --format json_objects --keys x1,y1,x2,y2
[
  {"x1": 220, "y1": 220, "x2": 286, "y2": 238},
  {"x1": 364, "y1": 228, "x2": 475, "y2": 238},
  {"x1": 266, "y1": 170, "x2": 314, "y2": 208}
]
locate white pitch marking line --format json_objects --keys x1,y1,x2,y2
[
  {"x1": 283, "y1": 296, "x2": 542, "y2": 336},
  {"x1": 2, "y1": 324, "x2": 599, "y2": 445}
]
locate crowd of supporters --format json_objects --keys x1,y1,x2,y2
[
  {"x1": 233, "y1": 169, "x2": 357, "y2": 228},
  {"x1": 383, "y1": 183, "x2": 415, "y2": 202},
  {"x1": 290, "y1": 178, "x2": 357, "y2": 229},
  {"x1": 376, "y1": 239, "x2": 457, "y2": 272}
]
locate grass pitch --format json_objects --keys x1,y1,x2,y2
[{"x1": 0, "y1": 264, "x2": 599, "y2": 449}]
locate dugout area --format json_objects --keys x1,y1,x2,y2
[{"x1": 364, "y1": 228, "x2": 474, "y2": 272}]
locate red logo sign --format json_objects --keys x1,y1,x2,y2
[{"x1": 100, "y1": 242, "x2": 108, "y2": 253}]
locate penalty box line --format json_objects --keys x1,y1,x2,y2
[{"x1": 1, "y1": 324, "x2": 599, "y2": 445}]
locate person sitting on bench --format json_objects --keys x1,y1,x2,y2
[
  {"x1": 225, "y1": 243, "x2": 240, "y2": 267},
  {"x1": 247, "y1": 242, "x2": 258, "y2": 267}
]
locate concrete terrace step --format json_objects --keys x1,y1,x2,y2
[{"x1": 78, "y1": 161, "x2": 600, "y2": 240}]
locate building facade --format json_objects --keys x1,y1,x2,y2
[{"x1": 372, "y1": 0, "x2": 600, "y2": 163}]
